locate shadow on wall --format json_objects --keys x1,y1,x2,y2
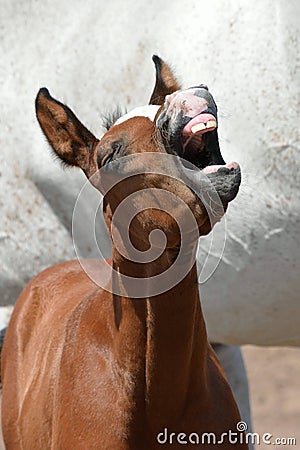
[{"x1": 32, "y1": 174, "x2": 112, "y2": 260}]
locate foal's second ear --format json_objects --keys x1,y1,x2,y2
[
  {"x1": 149, "y1": 55, "x2": 181, "y2": 105},
  {"x1": 35, "y1": 88, "x2": 99, "y2": 173}
]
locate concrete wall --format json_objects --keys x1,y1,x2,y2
[{"x1": 1, "y1": 0, "x2": 299, "y2": 345}]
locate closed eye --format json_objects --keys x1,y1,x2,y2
[
  {"x1": 111, "y1": 141, "x2": 124, "y2": 154},
  {"x1": 99, "y1": 140, "x2": 126, "y2": 167}
]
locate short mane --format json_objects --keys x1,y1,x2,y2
[{"x1": 102, "y1": 106, "x2": 126, "y2": 130}]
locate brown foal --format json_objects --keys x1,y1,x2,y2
[{"x1": 1, "y1": 56, "x2": 248, "y2": 449}]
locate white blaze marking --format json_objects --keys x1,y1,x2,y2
[{"x1": 114, "y1": 105, "x2": 161, "y2": 126}]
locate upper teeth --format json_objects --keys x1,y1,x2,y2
[
  {"x1": 206, "y1": 120, "x2": 217, "y2": 128},
  {"x1": 191, "y1": 120, "x2": 217, "y2": 134}
]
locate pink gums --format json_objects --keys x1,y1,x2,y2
[{"x1": 203, "y1": 162, "x2": 239, "y2": 174}]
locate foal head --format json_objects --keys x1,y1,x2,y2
[{"x1": 35, "y1": 56, "x2": 241, "y2": 259}]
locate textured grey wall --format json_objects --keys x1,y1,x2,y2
[{"x1": 0, "y1": 0, "x2": 299, "y2": 345}]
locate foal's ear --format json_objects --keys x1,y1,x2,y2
[
  {"x1": 35, "y1": 88, "x2": 99, "y2": 173},
  {"x1": 149, "y1": 55, "x2": 181, "y2": 105}
]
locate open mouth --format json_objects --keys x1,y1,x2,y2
[
  {"x1": 156, "y1": 86, "x2": 241, "y2": 204},
  {"x1": 166, "y1": 108, "x2": 241, "y2": 204},
  {"x1": 179, "y1": 114, "x2": 241, "y2": 204},
  {"x1": 181, "y1": 112, "x2": 218, "y2": 170},
  {"x1": 181, "y1": 113, "x2": 241, "y2": 196}
]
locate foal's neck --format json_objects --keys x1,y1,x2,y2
[{"x1": 111, "y1": 245, "x2": 209, "y2": 426}]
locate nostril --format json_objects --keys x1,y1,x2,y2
[{"x1": 189, "y1": 84, "x2": 209, "y2": 91}]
